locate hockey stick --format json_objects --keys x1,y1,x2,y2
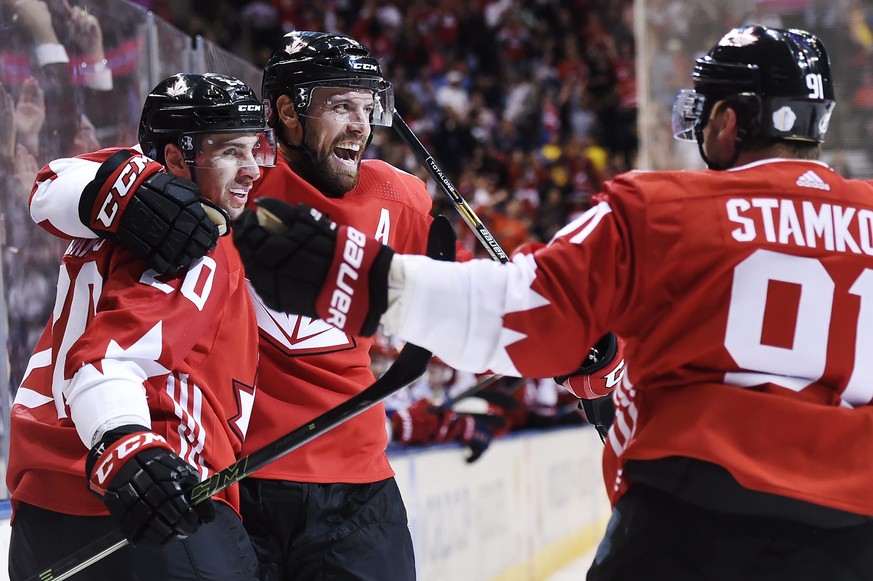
[
  {"x1": 27, "y1": 343, "x2": 432, "y2": 581},
  {"x1": 439, "y1": 374, "x2": 501, "y2": 409},
  {"x1": 392, "y1": 111, "x2": 509, "y2": 264},
  {"x1": 440, "y1": 375, "x2": 525, "y2": 411}
]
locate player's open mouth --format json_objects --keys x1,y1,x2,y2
[
  {"x1": 230, "y1": 187, "x2": 250, "y2": 199},
  {"x1": 334, "y1": 143, "x2": 361, "y2": 164}
]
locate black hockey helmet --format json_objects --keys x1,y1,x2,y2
[
  {"x1": 139, "y1": 73, "x2": 276, "y2": 166},
  {"x1": 261, "y1": 31, "x2": 394, "y2": 128},
  {"x1": 672, "y1": 26, "x2": 835, "y2": 166}
]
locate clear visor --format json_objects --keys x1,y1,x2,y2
[
  {"x1": 672, "y1": 89, "x2": 707, "y2": 141},
  {"x1": 180, "y1": 128, "x2": 277, "y2": 168},
  {"x1": 297, "y1": 80, "x2": 394, "y2": 127}
]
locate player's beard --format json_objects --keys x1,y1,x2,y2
[{"x1": 295, "y1": 140, "x2": 363, "y2": 199}]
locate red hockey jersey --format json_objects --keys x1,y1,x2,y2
[
  {"x1": 387, "y1": 159, "x2": 873, "y2": 516},
  {"x1": 27, "y1": 150, "x2": 467, "y2": 485},
  {"x1": 243, "y1": 155, "x2": 439, "y2": 482},
  {"x1": 10, "y1": 149, "x2": 259, "y2": 517}
]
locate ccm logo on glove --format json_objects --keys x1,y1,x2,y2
[
  {"x1": 95, "y1": 155, "x2": 153, "y2": 230},
  {"x1": 89, "y1": 431, "x2": 170, "y2": 494}
]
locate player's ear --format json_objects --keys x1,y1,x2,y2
[
  {"x1": 275, "y1": 95, "x2": 299, "y2": 125},
  {"x1": 276, "y1": 94, "x2": 303, "y2": 143},
  {"x1": 710, "y1": 101, "x2": 737, "y2": 138},
  {"x1": 163, "y1": 144, "x2": 192, "y2": 180}
]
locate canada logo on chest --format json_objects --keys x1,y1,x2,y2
[{"x1": 246, "y1": 282, "x2": 354, "y2": 356}]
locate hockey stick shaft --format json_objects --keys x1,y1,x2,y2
[
  {"x1": 392, "y1": 111, "x2": 509, "y2": 264},
  {"x1": 440, "y1": 376, "x2": 526, "y2": 415},
  {"x1": 28, "y1": 344, "x2": 432, "y2": 581},
  {"x1": 438, "y1": 373, "x2": 500, "y2": 409}
]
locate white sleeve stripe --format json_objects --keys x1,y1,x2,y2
[
  {"x1": 569, "y1": 202, "x2": 612, "y2": 244},
  {"x1": 550, "y1": 200, "x2": 612, "y2": 244},
  {"x1": 18, "y1": 348, "x2": 52, "y2": 388},
  {"x1": 66, "y1": 372, "x2": 151, "y2": 447},
  {"x1": 12, "y1": 387, "x2": 54, "y2": 409}
]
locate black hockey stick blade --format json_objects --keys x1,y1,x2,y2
[{"x1": 26, "y1": 343, "x2": 432, "y2": 581}]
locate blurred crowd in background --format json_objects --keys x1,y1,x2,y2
[
  {"x1": 136, "y1": 0, "x2": 639, "y2": 250},
  {"x1": 4, "y1": 0, "x2": 873, "y2": 462}
]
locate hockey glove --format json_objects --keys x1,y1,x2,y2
[
  {"x1": 233, "y1": 197, "x2": 394, "y2": 336},
  {"x1": 390, "y1": 400, "x2": 506, "y2": 463},
  {"x1": 554, "y1": 332, "x2": 626, "y2": 399},
  {"x1": 554, "y1": 333, "x2": 625, "y2": 441},
  {"x1": 86, "y1": 425, "x2": 215, "y2": 547},
  {"x1": 446, "y1": 411, "x2": 505, "y2": 463},
  {"x1": 80, "y1": 151, "x2": 227, "y2": 274},
  {"x1": 390, "y1": 399, "x2": 446, "y2": 446}
]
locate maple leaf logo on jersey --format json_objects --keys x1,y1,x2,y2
[{"x1": 58, "y1": 323, "x2": 170, "y2": 420}]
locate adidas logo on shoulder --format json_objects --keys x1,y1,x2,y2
[{"x1": 796, "y1": 170, "x2": 830, "y2": 191}]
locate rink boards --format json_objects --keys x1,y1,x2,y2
[
  {"x1": 0, "y1": 424, "x2": 609, "y2": 581},
  {"x1": 392, "y1": 424, "x2": 610, "y2": 580}
]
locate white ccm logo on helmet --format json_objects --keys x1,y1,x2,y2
[
  {"x1": 238, "y1": 104, "x2": 261, "y2": 112},
  {"x1": 326, "y1": 227, "x2": 368, "y2": 330},
  {"x1": 351, "y1": 62, "x2": 378, "y2": 72}
]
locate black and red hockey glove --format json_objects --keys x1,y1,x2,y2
[
  {"x1": 232, "y1": 197, "x2": 394, "y2": 336},
  {"x1": 555, "y1": 332, "x2": 626, "y2": 399},
  {"x1": 554, "y1": 332, "x2": 626, "y2": 440},
  {"x1": 80, "y1": 150, "x2": 227, "y2": 274},
  {"x1": 86, "y1": 425, "x2": 215, "y2": 547}
]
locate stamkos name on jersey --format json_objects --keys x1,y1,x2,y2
[{"x1": 727, "y1": 198, "x2": 873, "y2": 254}]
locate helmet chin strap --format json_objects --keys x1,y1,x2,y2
[{"x1": 279, "y1": 118, "x2": 320, "y2": 166}]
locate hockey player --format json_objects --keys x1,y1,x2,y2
[
  {"x1": 234, "y1": 26, "x2": 873, "y2": 580},
  {"x1": 7, "y1": 73, "x2": 274, "y2": 580},
  {"x1": 238, "y1": 33, "x2": 621, "y2": 580}
]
